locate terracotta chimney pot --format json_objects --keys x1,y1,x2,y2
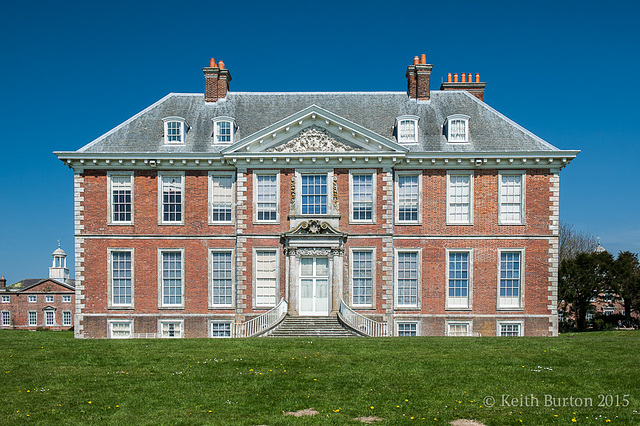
[
  {"x1": 413, "y1": 56, "x2": 419, "y2": 65},
  {"x1": 210, "y1": 58, "x2": 216, "y2": 68},
  {"x1": 447, "y1": 73, "x2": 452, "y2": 83},
  {"x1": 219, "y1": 60, "x2": 225, "y2": 70},
  {"x1": 453, "y1": 73, "x2": 458, "y2": 83},
  {"x1": 475, "y1": 73, "x2": 480, "y2": 83},
  {"x1": 461, "y1": 73, "x2": 466, "y2": 83},
  {"x1": 420, "y1": 54, "x2": 426, "y2": 65}
]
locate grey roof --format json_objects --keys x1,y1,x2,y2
[
  {"x1": 77, "y1": 91, "x2": 560, "y2": 154},
  {"x1": 6, "y1": 278, "x2": 75, "y2": 292}
]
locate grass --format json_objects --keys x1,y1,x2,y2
[{"x1": 0, "y1": 331, "x2": 639, "y2": 425}]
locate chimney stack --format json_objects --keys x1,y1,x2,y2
[
  {"x1": 0, "y1": 276, "x2": 6, "y2": 290},
  {"x1": 440, "y1": 71, "x2": 487, "y2": 101},
  {"x1": 203, "y1": 58, "x2": 232, "y2": 102},
  {"x1": 406, "y1": 53, "x2": 433, "y2": 101}
]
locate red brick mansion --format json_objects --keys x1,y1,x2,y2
[{"x1": 55, "y1": 55, "x2": 578, "y2": 338}]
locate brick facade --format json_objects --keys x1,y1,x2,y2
[{"x1": 57, "y1": 55, "x2": 578, "y2": 338}]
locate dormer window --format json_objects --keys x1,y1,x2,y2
[
  {"x1": 446, "y1": 114, "x2": 470, "y2": 143},
  {"x1": 162, "y1": 117, "x2": 188, "y2": 144},
  {"x1": 213, "y1": 117, "x2": 237, "y2": 144},
  {"x1": 396, "y1": 115, "x2": 419, "y2": 143}
]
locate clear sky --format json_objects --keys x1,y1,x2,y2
[{"x1": 1, "y1": 0, "x2": 638, "y2": 283}]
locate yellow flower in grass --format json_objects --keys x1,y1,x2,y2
[{"x1": 370, "y1": 406, "x2": 374, "y2": 409}]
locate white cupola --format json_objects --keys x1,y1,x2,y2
[{"x1": 49, "y1": 241, "x2": 69, "y2": 283}]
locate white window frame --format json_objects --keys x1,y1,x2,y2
[
  {"x1": 158, "y1": 172, "x2": 185, "y2": 225},
  {"x1": 158, "y1": 319, "x2": 184, "y2": 338},
  {"x1": 446, "y1": 249, "x2": 473, "y2": 310},
  {"x1": 212, "y1": 117, "x2": 236, "y2": 145},
  {"x1": 395, "y1": 172, "x2": 422, "y2": 224},
  {"x1": 446, "y1": 320, "x2": 473, "y2": 336},
  {"x1": 209, "y1": 249, "x2": 235, "y2": 309},
  {"x1": 210, "y1": 320, "x2": 233, "y2": 338},
  {"x1": 208, "y1": 171, "x2": 235, "y2": 225},
  {"x1": 394, "y1": 249, "x2": 421, "y2": 309},
  {"x1": 62, "y1": 311, "x2": 72, "y2": 326},
  {"x1": 349, "y1": 170, "x2": 376, "y2": 224},
  {"x1": 349, "y1": 247, "x2": 376, "y2": 308},
  {"x1": 498, "y1": 171, "x2": 526, "y2": 225},
  {"x1": 158, "y1": 249, "x2": 185, "y2": 309},
  {"x1": 396, "y1": 115, "x2": 419, "y2": 144},
  {"x1": 108, "y1": 248, "x2": 134, "y2": 309},
  {"x1": 44, "y1": 309, "x2": 55, "y2": 326},
  {"x1": 396, "y1": 322, "x2": 418, "y2": 336},
  {"x1": 108, "y1": 319, "x2": 133, "y2": 339},
  {"x1": 497, "y1": 248, "x2": 525, "y2": 310},
  {"x1": 295, "y1": 169, "x2": 335, "y2": 216},
  {"x1": 1, "y1": 311, "x2": 10, "y2": 326},
  {"x1": 1, "y1": 295, "x2": 9, "y2": 303},
  {"x1": 28, "y1": 311, "x2": 37, "y2": 326},
  {"x1": 107, "y1": 172, "x2": 134, "y2": 225},
  {"x1": 62, "y1": 295, "x2": 72, "y2": 303},
  {"x1": 446, "y1": 171, "x2": 474, "y2": 225},
  {"x1": 496, "y1": 320, "x2": 524, "y2": 337},
  {"x1": 28, "y1": 295, "x2": 37, "y2": 303},
  {"x1": 45, "y1": 295, "x2": 54, "y2": 303},
  {"x1": 253, "y1": 171, "x2": 280, "y2": 224},
  {"x1": 162, "y1": 117, "x2": 188, "y2": 145},
  {"x1": 253, "y1": 248, "x2": 279, "y2": 309},
  {"x1": 446, "y1": 114, "x2": 470, "y2": 143}
]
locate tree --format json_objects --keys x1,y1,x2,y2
[
  {"x1": 610, "y1": 251, "x2": 640, "y2": 323},
  {"x1": 559, "y1": 250, "x2": 613, "y2": 330},
  {"x1": 559, "y1": 221, "x2": 598, "y2": 263}
]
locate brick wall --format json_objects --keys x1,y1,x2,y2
[{"x1": 76, "y1": 166, "x2": 556, "y2": 338}]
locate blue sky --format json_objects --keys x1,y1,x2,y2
[{"x1": 1, "y1": 0, "x2": 638, "y2": 283}]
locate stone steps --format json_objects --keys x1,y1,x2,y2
[{"x1": 266, "y1": 314, "x2": 358, "y2": 337}]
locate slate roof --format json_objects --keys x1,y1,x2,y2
[
  {"x1": 77, "y1": 91, "x2": 560, "y2": 154},
  {"x1": 5, "y1": 278, "x2": 75, "y2": 292}
]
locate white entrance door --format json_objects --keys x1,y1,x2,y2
[{"x1": 299, "y1": 257, "x2": 330, "y2": 316}]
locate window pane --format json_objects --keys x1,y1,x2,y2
[
  {"x1": 448, "y1": 174, "x2": 470, "y2": 223},
  {"x1": 398, "y1": 175, "x2": 419, "y2": 222},
  {"x1": 112, "y1": 251, "x2": 132, "y2": 305},
  {"x1": 352, "y1": 250, "x2": 373, "y2": 305},
  {"x1": 211, "y1": 321, "x2": 231, "y2": 337},
  {"x1": 212, "y1": 252, "x2": 233, "y2": 306},
  {"x1": 256, "y1": 251, "x2": 277, "y2": 307},
  {"x1": 211, "y1": 175, "x2": 233, "y2": 222},
  {"x1": 166, "y1": 121, "x2": 182, "y2": 143},
  {"x1": 500, "y1": 175, "x2": 522, "y2": 223},
  {"x1": 398, "y1": 323, "x2": 416, "y2": 336},
  {"x1": 216, "y1": 121, "x2": 232, "y2": 143},
  {"x1": 162, "y1": 252, "x2": 182, "y2": 306},
  {"x1": 398, "y1": 120, "x2": 416, "y2": 143},
  {"x1": 450, "y1": 119, "x2": 467, "y2": 142},
  {"x1": 301, "y1": 175, "x2": 327, "y2": 214},
  {"x1": 352, "y1": 174, "x2": 373, "y2": 221},
  {"x1": 499, "y1": 252, "x2": 521, "y2": 308},
  {"x1": 162, "y1": 175, "x2": 183, "y2": 222},
  {"x1": 256, "y1": 174, "x2": 278, "y2": 221},
  {"x1": 448, "y1": 252, "x2": 469, "y2": 308},
  {"x1": 111, "y1": 175, "x2": 132, "y2": 223},
  {"x1": 397, "y1": 252, "x2": 418, "y2": 306}
]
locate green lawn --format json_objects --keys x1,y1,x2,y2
[{"x1": 1, "y1": 331, "x2": 638, "y2": 425}]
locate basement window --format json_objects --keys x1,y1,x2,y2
[{"x1": 445, "y1": 114, "x2": 470, "y2": 143}]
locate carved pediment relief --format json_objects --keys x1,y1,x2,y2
[
  {"x1": 267, "y1": 126, "x2": 363, "y2": 153},
  {"x1": 284, "y1": 220, "x2": 346, "y2": 238}
]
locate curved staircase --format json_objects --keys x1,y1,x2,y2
[{"x1": 265, "y1": 314, "x2": 358, "y2": 337}]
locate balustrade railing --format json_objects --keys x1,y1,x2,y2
[
  {"x1": 339, "y1": 299, "x2": 388, "y2": 337},
  {"x1": 237, "y1": 298, "x2": 288, "y2": 338}
]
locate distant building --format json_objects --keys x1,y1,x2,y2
[
  {"x1": 55, "y1": 55, "x2": 578, "y2": 339},
  {"x1": 0, "y1": 246, "x2": 75, "y2": 330}
]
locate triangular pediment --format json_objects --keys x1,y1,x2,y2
[
  {"x1": 266, "y1": 126, "x2": 363, "y2": 153},
  {"x1": 222, "y1": 105, "x2": 407, "y2": 155}
]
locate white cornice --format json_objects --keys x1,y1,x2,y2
[{"x1": 55, "y1": 150, "x2": 579, "y2": 171}]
